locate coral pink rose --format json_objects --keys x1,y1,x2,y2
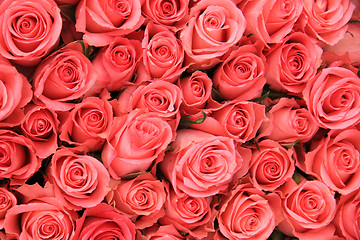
[
  {"x1": 278, "y1": 180, "x2": 337, "y2": 240},
  {"x1": 0, "y1": 187, "x2": 16, "y2": 228},
  {"x1": 304, "y1": 128, "x2": 360, "y2": 195},
  {"x1": 303, "y1": 66, "x2": 360, "y2": 129},
  {"x1": 216, "y1": 182, "x2": 280, "y2": 240},
  {"x1": 296, "y1": 0, "x2": 355, "y2": 45},
  {"x1": 60, "y1": 96, "x2": 114, "y2": 152},
  {"x1": 91, "y1": 37, "x2": 142, "y2": 93},
  {"x1": 75, "y1": 0, "x2": 144, "y2": 46},
  {"x1": 213, "y1": 44, "x2": 266, "y2": 101},
  {"x1": 56, "y1": 0, "x2": 80, "y2": 5},
  {"x1": 106, "y1": 173, "x2": 167, "y2": 229},
  {"x1": 144, "y1": 225, "x2": 186, "y2": 240},
  {"x1": 32, "y1": 42, "x2": 97, "y2": 111},
  {"x1": 235, "y1": 0, "x2": 303, "y2": 44},
  {"x1": 137, "y1": 22, "x2": 186, "y2": 83},
  {"x1": 102, "y1": 110, "x2": 173, "y2": 179},
  {"x1": 180, "y1": 0, "x2": 246, "y2": 69},
  {"x1": 0, "y1": 0, "x2": 62, "y2": 66},
  {"x1": 160, "y1": 129, "x2": 251, "y2": 197},
  {"x1": 265, "y1": 32, "x2": 322, "y2": 93},
  {"x1": 72, "y1": 203, "x2": 136, "y2": 240},
  {"x1": 20, "y1": 104, "x2": 60, "y2": 159},
  {"x1": 47, "y1": 148, "x2": 110, "y2": 210},
  {"x1": 260, "y1": 98, "x2": 318, "y2": 144}
]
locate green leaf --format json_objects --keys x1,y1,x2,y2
[
  {"x1": 178, "y1": 111, "x2": 207, "y2": 129},
  {"x1": 291, "y1": 139, "x2": 302, "y2": 148},
  {"x1": 252, "y1": 91, "x2": 270, "y2": 102},
  {"x1": 121, "y1": 172, "x2": 149, "y2": 180},
  {"x1": 292, "y1": 171, "x2": 301, "y2": 184},
  {"x1": 349, "y1": 20, "x2": 360, "y2": 24},
  {"x1": 254, "y1": 138, "x2": 261, "y2": 152},
  {"x1": 77, "y1": 41, "x2": 87, "y2": 56},
  {"x1": 247, "y1": 33, "x2": 254, "y2": 38}
]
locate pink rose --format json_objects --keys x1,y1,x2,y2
[
  {"x1": 137, "y1": 22, "x2": 186, "y2": 83},
  {"x1": 60, "y1": 96, "x2": 114, "y2": 152},
  {"x1": 144, "y1": 225, "x2": 186, "y2": 240},
  {"x1": 0, "y1": 0, "x2": 62, "y2": 66},
  {"x1": 0, "y1": 130, "x2": 39, "y2": 185},
  {"x1": 180, "y1": 0, "x2": 246, "y2": 69},
  {"x1": 102, "y1": 110, "x2": 173, "y2": 179},
  {"x1": 278, "y1": 180, "x2": 337, "y2": 240},
  {"x1": 260, "y1": 98, "x2": 318, "y2": 144},
  {"x1": 235, "y1": 0, "x2": 303, "y2": 44},
  {"x1": 20, "y1": 104, "x2": 60, "y2": 158},
  {"x1": 32, "y1": 42, "x2": 97, "y2": 111},
  {"x1": 265, "y1": 32, "x2": 322, "y2": 93},
  {"x1": 0, "y1": 187, "x2": 17, "y2": 228},
  {"x1": 106, "y1": 173, "x2": 167, "y2": 229},
  {"x1": 160, "y1": 129, "x2": 250, "y2": 197},
  {"x1": 75, "y1": 0, "x2": 144, "y2": 46},
  {"x1": 47, "y1": 148, "x2": 110, "y2": 210},
  {"x1": 216, "y1": 182, "x2": 280, "y2": 240},
  {"x1": 91, "y1": 37, "x2": 142, "y2": 93},
  {"x1": 72, "y1": 203, "x2": 136, "y2": 240},
  {"x1": 303, "y1": 66, "x2": 360, "y2": 129},
  {"x1": 191, "y1": 100, "x2": 267, "y2": 143},
  {"x1": 142, "y1": 0, "x2": 189, "y2": 31},
  {"x1": 55, "y1": 0, "x2": 80, "y2": 5},
  {"x1": 296, "y1": 0, "x2": 355, "y2": 45},
  {"x1": 304, "y1": 128, "x2": 360, "y2": 195},
  {"x1": 213, "y1": 44, "x2": 266, "y2": 101}
]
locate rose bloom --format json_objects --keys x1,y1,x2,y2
[
  {"x1": 213, "y1": 44, "x2": 266, "y2": 101},
  {"x1": 303, "y1": 66, "x2": 360, "y2": 129},
  {"x1": 72, "y1": 203, "x2": 135, "y2": 240},
  {"x1": 296, "y1": 0, "x2": 355, "y2": 45},
  {"x1": 32, "y1": 42, "x2": 97, "y2": 111},
  {"x1": 235, "y1": 0, "x2": 303, "y2": 44},
  {"x1": 60, "y1": 96, "x2": 114, "y2": 152},
  {"x1": 304, "y1": 128, "x2": 360, "y2": 195},
  {"x1": 55, "y1": 0, "x2": 80, "y2": 5},
  {"x1": 160, "y1": 129, "x2": 250, "y2": 197},
  {"x1": 260, "y1": 98, "x2": 319, "y2": 144},
  {"x1": 106, "y1": 173, "x2": 167, "y2": 229},
  {"x1": 0, "y1": 0, "x2": 62, "y2": 66},
  {"x1": 91, "y1": 37, "x2": 142, "y2": 93},
  {"x1": 191, "y1": 100, "x2": 267, "y2": 143},
  {"x1": 143, "y1": 225, "x2": 186, "y2": 240},
  {"x1": 0, "y1": 130, "x2": 39, "y2": 185},
  {"x1": 47, "y1": 148, "x2": 110, "y2": 210},
  {"x1": 102, "y1": 110, "x2": 173, "y2": 179},
  {"x1": 216, "y1": 182, "x2": 279, "y2": 240},
  {"x1": 0, "y1": 187, "x2": 16, "y2": 228},
  {"x1": 159, "y1": 189, "x2": 214, "y2": 239},
  {"x1": 180, "y1": 0, "x2": 246, "y2": 70},
  {"x1": 75, "y1": 0, "x2": 144, "y2": 46},
  {"x1": 20, "y1": 104, "x2": 60, "y2": 159},
  {"x1": 278, "y1": 180, "x2": 337, "y2": 240},
  {"x1": 265, "y1": 32, "x2": 322, "y2": 93}
]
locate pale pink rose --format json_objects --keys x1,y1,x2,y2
[
  {"x1": 303, "y1": 66, "x2": 360, "y2": 129},
  {"x1": 137, "y1": 22, "x2": 186, "y2": 83},
  {"x1": 0, "y1": 187, "x2": 16, "y2": 228},
  {"x1": 235, "y1": 0, "x2": 303, "y2": 44},
  {"x1": 142, "y1": 0, "x2": 189, "y2": 31},
  {"x1": 213, "y1": 44, "x2": 266, "y2": 101},
  {"x1": 249, "y1": 139, "x2": 295, "y2": 191},
  {"x1": 278, "y1": 180, "x2": 337, "y2": 240},
  {"x1": 265, "y1": 32, "x2": 322, "y2": 93},
  {"x1": 72, "y1": 203, "x2": 136, "y2": 240},
  {"x1": 91, "y1": 37, "x2": 142, "y2": 93},
  {"x1": 180, "y1": 0, "x2": 246, "y2": 69},
  {"x1": 0, "y1": 130, "x2": 39, "y2": 185},
  {"x1": 60, "y1": 96, "x2": 114, "y2": 152},
  {"x1": 304, "y1": 128, "x2": 360, "y2": 195},
  {"x1": 102, "y1": 110, "x2": 173, "y2": 179},
  {"x1": 48, "y1": 148, "x2": 110, "y2": 210},
  {"x1": 106, "y1": 173, "x2": 167, "y2": 229},
  {"x1": 160, "y1": 129, "x2": 251, "y2": 197},
  {"x1": 0, "y1": 0, "x2": 62, "y2": 66},
  {"x1": 144, "y1": 225, "x2": 186, "y2": 240},
  {"x1": 333, "y1": 188, "x2": 360, "y2": 240},
  {"x1": 20, "y1": 104, "x2": 60, "y2": 159},
  {"x1": 75, "y1": 0, "x2": 144, "y2": 46},
  {"x1": 191, "y1": 100, "x2": 267, "y2": 143},
  {"x1": 159, "y1": 189, "x2": 215, "y2": 239},
  {"x1": 32, "y1": 42, "x2": 97, "y2": 111},
  {"x1": 216, "y1": 182, "x2": 280, "y2": 240},
  {"x1": 296, "y1": 0, "x2": 355, "y2": 45},
  {"x1": 260, "y1": 98, "x2": 318, "y2": 144}
]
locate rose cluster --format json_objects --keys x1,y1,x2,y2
[{"x1": 0, "y1": 0, "x2": 359, "y2": 239}]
